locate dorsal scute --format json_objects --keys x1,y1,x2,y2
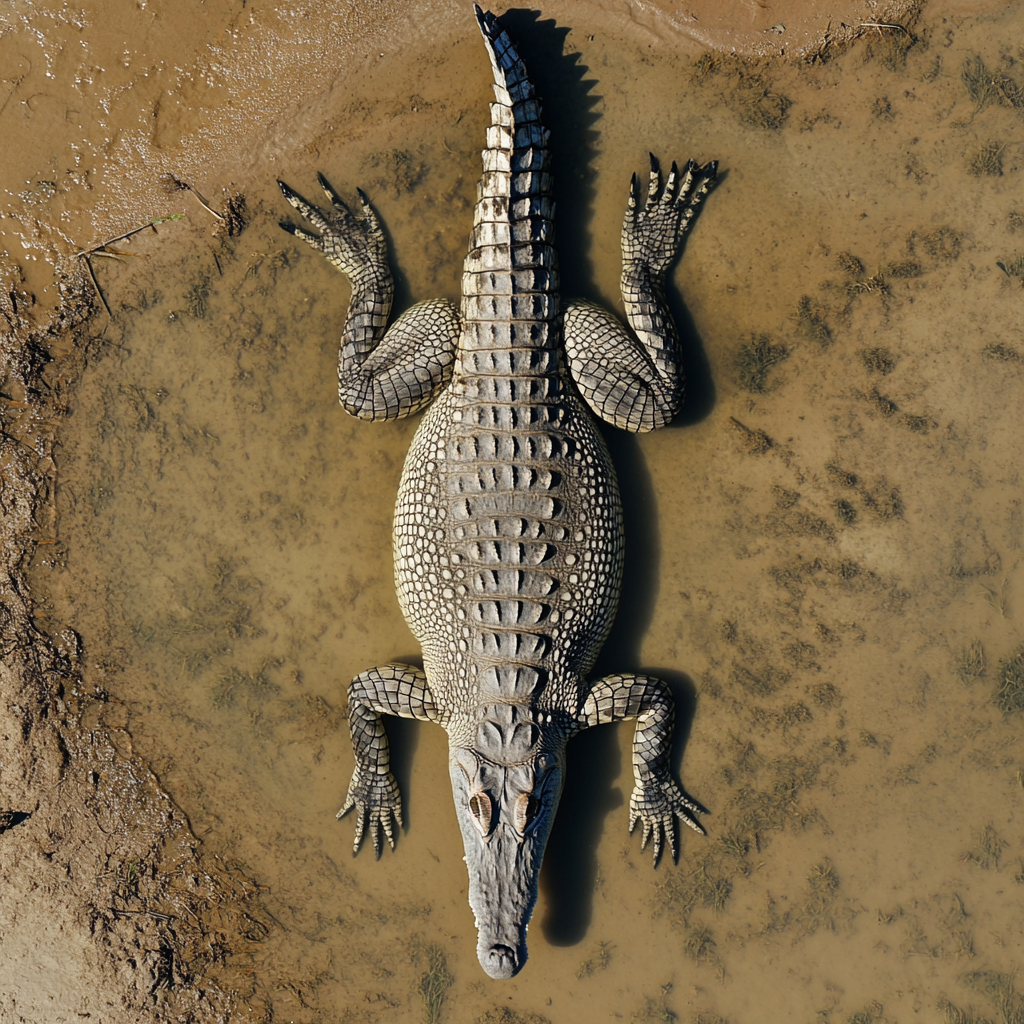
[
  {"x1": 472, "y1": 630, "x2": 549, "y2": 662},
  {"x1": 479, "y1": 663, "x2": 546, "y2": 699},
  {"x1": 475, "y1": 6, "x2": 537, "y2": 111},
  {"x1": 463, "y1": 5, "x2": 556, "y2": 330},
  {"x1": 475, "y1": 702, "x2": 541, "y2": 763}
]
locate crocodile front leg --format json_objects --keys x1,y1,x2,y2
[
  {"x1": 563, "y1": 156, "x2": 716, "y2": 432},
  {"x1": 577, "y1": 673, "x2": 705, "y2": 863},
  {"x1": 339, "y1": 663, "x2": 439, "y2": 857},
  {"x1": 279, "y1": 176, "x2": 460, "y2": 420}
]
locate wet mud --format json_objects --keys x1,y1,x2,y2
[{"x1": 3, "y1": 0, "x2": 1024, "y2": 1022}]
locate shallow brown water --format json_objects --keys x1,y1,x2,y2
[
  {"x1": 1, "y1": 0, "x2": 922, "y2": 308},
  {"x1": 12, "y1": 0, "x2": 1024, "y2": 1021}
]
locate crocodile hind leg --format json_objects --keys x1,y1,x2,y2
[
  {"x1": 563, "y1": 156, "x2": 716, "y2": 432},
  {"x1": 339, "y1": 664, "x2": 439, "y2": 856},
  {"x1": 576, "y1": 673, "x2": 705, "y2": 863},
  {"x1": 279, "y1": 176, "x2": 460, "y2": 420}
]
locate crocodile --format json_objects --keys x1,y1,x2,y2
[{"x1": 278, "y1": 5, "x2": 716, "y2": 980}]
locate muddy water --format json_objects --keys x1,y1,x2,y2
[
  {"x1": 1, "y1": 0, "x2": 916, "y2": 310},
  {"x1": 20, "y1": 0, "x2": 1024, "y2": 1021}
]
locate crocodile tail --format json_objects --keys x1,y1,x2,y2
[
  {"x1": 474, "y1": 5, "x2": 537, "y2": 111},
  {"x1": 462, "y1": 7, "x2": 559, "y2": 346}
]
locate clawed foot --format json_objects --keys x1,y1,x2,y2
[
  {"x1": 622, "y1": 154, "x2": 717, "y2": 276},
  {"x1": 278, "y1": 174, "x2": 387, "y2": 277},
  {"x1": 337, "y1": 768, "x2": 403, "y2": 858},
  {"x1": 629, "y1": 774, "x2": 706, "y2": 865}
]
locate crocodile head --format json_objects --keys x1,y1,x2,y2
[{"x1": 449, "y1": 704, "x2": 567, "y2": 978}]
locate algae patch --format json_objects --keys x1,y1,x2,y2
[
  {"x1": 994, "y1": 647, "x2": 1024, "y2": 715},
  {"x1": 735, "y1": 334, "x2": 788, "y2": 393}
]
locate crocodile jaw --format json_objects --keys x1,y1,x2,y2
[{"x1": 449, "y1": 750, "x2": 564, "y2": 978}]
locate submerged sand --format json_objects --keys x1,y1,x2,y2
[{"x1": 3, "y1": 0, "x2": 1024, "y2": 1021}]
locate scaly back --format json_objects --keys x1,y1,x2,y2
[{"x1": 458, "y1": 6, "x2": 560, "y2": 377}]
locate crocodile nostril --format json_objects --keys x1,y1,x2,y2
[{"x1": 484, "y1": 944, "x2": 518, "y2": 978}]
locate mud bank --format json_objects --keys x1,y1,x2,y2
[
  {"x1": 0, "y1": 277, "x2": 274, "y2": 1021},
  {"x1": 4, "y1": 0, "x2": 1024, "y2": 1022}
]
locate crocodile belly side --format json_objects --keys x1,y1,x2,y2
[{"x1": 391, "y1": 389, "x2": 459, "y2": 658}]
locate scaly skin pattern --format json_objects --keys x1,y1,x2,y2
[{"x1": 278, "y1": 5, "x2": 716, "y2": 980}]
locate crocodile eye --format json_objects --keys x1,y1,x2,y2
[
  {"x1": 513, "y1": 793, "x2": 540, "y2": 833},
  {"x1": 468, "y1": 791, "x2": 494, "y2": 837}
]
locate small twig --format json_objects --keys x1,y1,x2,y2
[
  {"x1": 187, "y1": 188, "x2": 225, "y2": 221},
  {"x1": 859, "y1": 22, "x2": 911, "y2": 37},
  {"x1": 88, "y1": 248, "x2": 142, "y2": 262},
  {"x1": 82, "y1": 256, "x2": 112, "y2": 318},
  {"x1": 111, "y1": 909, "x2": 174, "y2": 921},
  {"x1": 76, "y1": 214, "x2": 183, "y2": 319},
  {"x1": 179, "y1": 902, "x2": 201, "y2": 924},
  {"x1": 78, "y1": 215, "x2": 184, "y2": 256},
  {"x1": 162, "y1": 173, "x2": 225, "y2": 221}
]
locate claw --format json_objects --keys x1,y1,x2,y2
[
  {"x1": 630, "y1": 774, "x2": 708, "y2": 864},
  {"x1": 677, "y1": 160, "x2": 718, "y2": 235},
  {"x1": 681, "y1": 811, "x2": 706, "y2": 835},
  {"x1": 627, "y1": 173, "x2": 639, "y2": 216},
  {"x1": 317, "y1": 172, "x2": 351, "y2": 216},
  {"x1": 279, "y1": 220, "x2": 323, "y2": 252},
  {"x1": 662, "y1": 161, "x2": 679, "y2": 204},
  {"x1": 356, "y1": 187, "x2": 382, "y2": 236},
  {"x1": 686, "y1": 161, "x2": 717, "y2": 206},
  {"x1": 277, "y1": 180, "x2": 331, "y2": 233},
  {"x1": 352, "y1": 808, "x2": 366, "y2": 855},
  {"x1": 646, "y1": 153, "x2": 661, "y2": 209},
  {"x1": 338, "y1": 771, "x2": 404, "y2": 857},
  {"x1": 370, "y1": 816, "x2": 382, "y2": 859},
  {"x1": 678, "y1": 162, "x2": 696, "y2": 202}
]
